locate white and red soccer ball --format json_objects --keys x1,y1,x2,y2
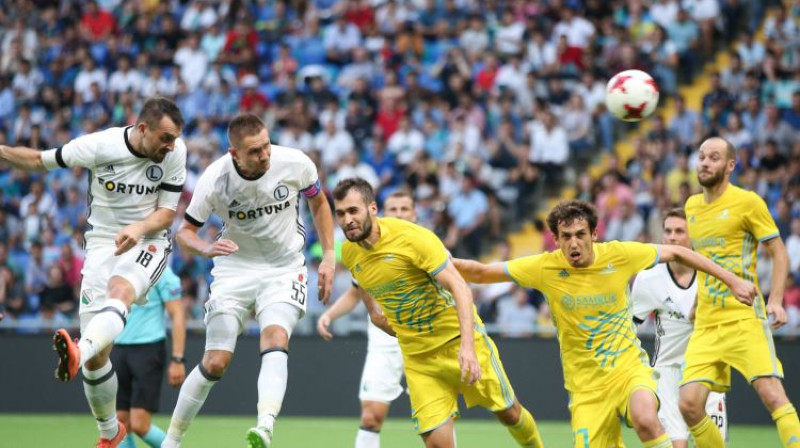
[{"x1": 605, "y1": 70, "x2": 660, "y2": 122}]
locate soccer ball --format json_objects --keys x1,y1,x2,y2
[{"x1": 605, "y1": 70, "x2": 659, "y2": 122}]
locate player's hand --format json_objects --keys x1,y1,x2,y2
[
  {"x1": 202, "y1": 239, "x2": 239, "y2": 258},
  {"x1": 767, "y1": 302, "x2": 788, "y2": 330},
  {"x1": 728, "y1": 277, "x2": 756, "y2": 306},
  {"x1": 317, "y1": 250, "x2": 336, "y2": 305},
  {"x1": 317, "y1": 314, "x2": 334, "y2": 340},
  {"x1": 114, "y1": 223, "x2": 145, "y2": 255},
  {"x1": 458, "y1": 343, "x2": 481, "y2": 386},
  {"x1": 168, "y1": 361, "x2": 186, "y2": 387}
]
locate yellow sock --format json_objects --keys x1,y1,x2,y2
[
  {"x1": 505, "y1": 406, "x2": 544, "y2": 448},
  {"x1": 643, "y1": 433, "x2": 672, "y2": 448},
  {"x1": 772, "y1": 403, "x2": 800, "y2": 447},
  {"x1": 689, "y1": 415, "x2": 725, "y2": 448}
]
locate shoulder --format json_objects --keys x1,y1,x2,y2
[
  {"x1": 684, "y1": 193, "x2": 702, "y2": 210},
  {"x1": 72, "y1": 126, "x2": 124, "y2": 147},
  {"x1": 169, "y1": 137, "x2": 188, "y2": 161},
  {"x1": 636, "y1": 263, "x2": 665, "y2": 281},
  {"x1": 271, "y1": 145, "x2": 312, "y2": 164}
]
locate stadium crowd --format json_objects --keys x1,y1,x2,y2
[{"x1": 0, "y1": 0, "x2": 797, "y2": 337}]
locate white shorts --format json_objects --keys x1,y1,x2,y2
[
  {"x1": 358, "y1": 346, "x2": 405, "y2": 403},
  {"x1": 658, "y1": 366, "x2": 728, "y2": 442},
  {"x1": 79, "y1": 239, "x2": 171, "y2": 315},
  {"x1": 204, "y1": 266, "x2": 307, "y2": 352}
]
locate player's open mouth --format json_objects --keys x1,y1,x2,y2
[{"x1": 569, "y1": 251, "x2": 581, "y2": 261}]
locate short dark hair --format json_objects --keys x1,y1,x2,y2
[
  {"x1": 386, "y1": 189, "x2": 414, "y2": 204},
  {"x1": 333, "y1": 178, "x2": 375, "y2": 205},
  {"x1": 546, "y1": 200, "x2": 598, "y2": 236},
  {"x1": 227, "y1": 114, "x2": 266, "y2": 147},
  {"x1": 137, "y1": 97, "x2": 184, "y2": 130},
  {"x1": 662, "y1": 208, "x2": 686, "y2": 225}
]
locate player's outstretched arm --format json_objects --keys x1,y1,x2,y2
[
  {"x1": 165, "y1": 298, "x2": 187, "y2": 387},
  {"x1": 762, "y1": 237, "x2": 790, "y2": 329},
  {"x1": 176, "y1": 220, "x2": 239, "y2": 258},
  {"x1": 0, "y1": 145, "x2": 49, "y2": 172},
  {"x1": 658, "y1": 245, "x2": 757, "y2": 305},
  {"x1": 452, "y1": 258, "x2": 509, "y2": 284},
  {"x1": 434, "y1": 260, "x2": 481, "y2": 386},
  {"x1": 317, "y1": 285, "x2": 361, "y2": 340},
  {"x1": 307, "y1": 192, "x2": 336, "y2": 304},
  {"x1": 358, "y1": 288, "x2": 395, "y2": 337},
  {"x1": 114, "y1": 207, "x2": 177, "y2": 255}
]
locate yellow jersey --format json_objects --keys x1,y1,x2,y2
[
  {"x1": 342, "y1": 217, "x2": 483, "y2": 356},
  {"x1": 505, "y1": 241, "x2": 659, "y2": 393},
  {"x1": 685, "y1": 185, "x2": 778, "y2": 328}
]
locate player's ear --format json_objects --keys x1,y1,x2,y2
[
  {"x1": 368, "y1": 201, "x2": 378, "y2": 216},
  {"x1": 227, "y1": 147, "x2": 238, "y2": 159},
  {"x1": 591, "y1": 229, "x2": 598, "y2": 242}
]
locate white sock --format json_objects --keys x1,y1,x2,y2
[
  {"x1": 256, "y1": 350, "x2": 288, "y2": 430},
  {"x1": 166, "y1": 365, "x2": 219, "y2": 442},
  {"x1": 355, "y1": 428, "x2": 380, "y2": 448},
  {"x1": 78, "y1": 299, "x2": 127, "y2": 366},
  {"x1": 82, "y1": 361, "x2": 119, "y2": 440}
]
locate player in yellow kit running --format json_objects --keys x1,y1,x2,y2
[
  {"x1": 678, "y1": 137, "x2": 800, "y2": 448},
  {"x1": 332, "y1": 178, "x2": 543, "y2": 448},
  {"x1": 453, "y1": 199, "x2": 756, "y2": 448}
]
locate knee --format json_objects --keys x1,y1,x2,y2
[
  {"x1": 202, "y1": 352, "x2": 231, "y2": 378},
  {"x1": 360, "y1": 408, "x2": 386, "y2": 431},
  {"x1": 495, "y1": 402, "x2": 522, "y2": 426},
  {"x1": 130, "y1": 419, "x2": 150, "y2": 438},
  {"x1": 631, "y1": 410, "x2": 661, "y2": 435},
  {"x1": 260, "y1": 326, "x2": 289, "y2": 350},
  {"x1": 83, "y1": 349, "x2": 111, "y2": 371},
  {"x1": 679, "y1": 394, "x2": 705, "y2": 424},
  {"x1": 107, "y1": 276, "x2": 136, "y2": 305}
]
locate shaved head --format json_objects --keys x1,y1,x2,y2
[{"x1": 700, "y1": 137, "x2": 736, "y2": 161}]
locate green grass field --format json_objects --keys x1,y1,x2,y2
[{"x1": 0, "y1": 414, "x2": 780, "y2": 447}]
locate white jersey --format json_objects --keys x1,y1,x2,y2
[
  {"x1": 631, "y1": 263, "x2": 697, "y2": 368},
  {"x1": 184, "y1": 145, "x2": 320, "y2": 270},
  {"x1": 41, "y1": 126, "x2": 187, "y2": 243}
]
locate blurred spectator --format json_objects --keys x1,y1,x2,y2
[
  {"x1": 605, "y1": 200, "x2": 645, "y2": 242},
  {"x1": 181, "y1": 0, "x2": 219, "y2": 32},
  {"x1": 667, "y1": 9, "x2": 699, "y2": 82},
  {"x1": 788, "y1": 217, "x2": 800, "y2": 274},
  {"x1": 445, "y1": 174, "x2": 488, "y2": 258},
  {"x1": 387, "y1": 115, "x2": 424, "y2": 167},
  {"x1": 669, "y1": 95, "x2": 702, "y2": 148},
  {"x1": 496, "y1": 287, "x2": 536, "y2": 338},
  {"x1": 314, "y1": 119, "x2": 355, "y2": 169},
  {"x1": 527, "y1": 109, "x2": 569, "y2": 189},
  {"x1": 24, "y1": 241, "x2": 48, "y2": 299},
  {"x1": 737, "y1": 31, "x2": 766, "y2": 70},
  {"x1": 785, "y1": 273, "x2": 800, "y2": 332},
  {"x1": 39, "y1": 265, "x2": 76, "y2": 317},
  {"x1": 324, "y1": 15, "x2": 362, "y2": 65}
]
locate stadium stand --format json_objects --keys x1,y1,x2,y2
[{"x1": 0, "y1": 0, "x2": 796, "y2": 338}]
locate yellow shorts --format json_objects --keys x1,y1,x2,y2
[
  {"x1": 569, "y1": 363, "x2": 658, "y2": 448},
  {"x1": 682, "y1": 318, "x2": 783, "y2": 392},
  {"x1": 404, "y1": 330, "x2": 515, "y2": 434}
]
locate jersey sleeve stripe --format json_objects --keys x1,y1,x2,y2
[
  {"x1": 502, "y1": 262, "x2": 519, "y2": 285},
  {"x1": 184, "y1": 213, "x2": 204, "y2": 227},
  {"x1": 429, "y1": 258, "x2": 448, "y2": 277},
  {"x1": 301, "y1": 179, "x2": 321, "y2": 198},
  {"x1": 758, "y1": 231, "x2": 780, "y2": 242},
  {"x1": 54, "y1": 146, "x2": 67, "y2": 168},
  {"x1": 160, "y1": 183, "x2": 183, "y2": 192},
  {"x1": 650, "y1": 245, "x2": 661, "y2": 269}
]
